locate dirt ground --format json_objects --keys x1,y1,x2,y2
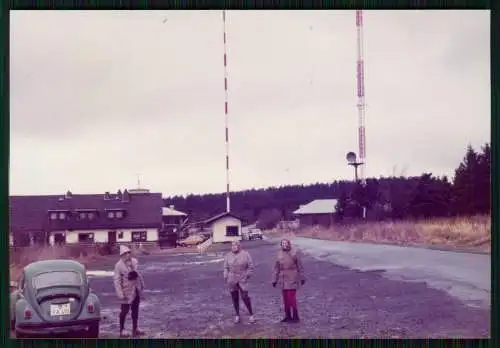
[{"x1": 86, "y1": 240, "x2": 489, "y2": 339}]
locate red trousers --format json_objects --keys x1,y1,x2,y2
[{"x1": 282, "y1": 289, "x2": 297, "y2": 310}]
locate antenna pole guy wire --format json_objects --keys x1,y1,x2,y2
[
  {"x1": 222, "y1": 10, "x2": 231, "y2": 213},
  {"x1": 356, "y1": 10, "x2": 367, "y2": 183}
]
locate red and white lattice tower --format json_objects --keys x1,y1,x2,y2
[
  {"x1": 222, "y1": 10, "x2": 231, "y2": 212},
  {"x1": 356, "y1": 10, "x2": 367, "y2": 183}
]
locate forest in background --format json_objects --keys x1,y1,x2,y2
[{"x1": 164, "y1": 143, "x2": 491, "y2": 229}]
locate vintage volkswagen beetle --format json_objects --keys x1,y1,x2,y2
[{"x1": 10, "y1": 259, "x2": 101, "y2": 338}]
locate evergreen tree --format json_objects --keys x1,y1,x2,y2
[{"x1": 452, "y1": 145, "x2": 481, "y2": 215}]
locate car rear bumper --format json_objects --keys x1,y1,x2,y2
[{"x1": 16, "y1": 318, "x2": 100, "y2": 336}]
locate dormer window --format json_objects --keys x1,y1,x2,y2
[
  {"x1": 48, "y1": 210, "x2": 70, "y2": 221},
  {"x1": 106, "y1": 209, "x2": 125, "y2": 220},
  {"x1": 75, "y1": 209, "x2": 98, "y2": 221}
]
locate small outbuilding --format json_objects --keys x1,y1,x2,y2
[
  {"x1": 293, "y1": 199, "x2": 338, "y2": 228},
  {"x1": 204, "y1": 212, "x2": 243, "y2": 243}
]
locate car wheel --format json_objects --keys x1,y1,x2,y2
[
  {"x1": 87, "y1": 323, "x2": 99, "y2": 338},
  {"x1": 15, "y1": 330, "x2": 28, "y2": 338}
]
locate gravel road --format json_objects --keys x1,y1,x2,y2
[{"x1": 88, "y1": 239, "x2": 490, "y2": 338}]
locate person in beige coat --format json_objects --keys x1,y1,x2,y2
[
  {"x1": 113, "y1": 245, "x2": 146, "y2": 337},
  {"x1": 223, "y1": 240, "x2": 255, "y2": 323},
  {"x1": 272, "y1": 238, "x2": 305, "y2": 323}
]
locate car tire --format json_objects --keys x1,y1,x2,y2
[
  {"x1": 15, "y1": 330, "x2": 27, "y2": 338},
  {"x1": 87, "y1": 323, "x2": 99, "y2": 338}
]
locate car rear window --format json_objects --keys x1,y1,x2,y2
[{"x1": 32, "y1": 271, "x2": 83, "y2": 289}]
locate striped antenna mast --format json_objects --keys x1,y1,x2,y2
[
  {"x1": 222, "y1": 10, "x2": 231, "y2": 213},
  {"x1": 356, "y1": 10, "x2": 367, "y2": 183}
]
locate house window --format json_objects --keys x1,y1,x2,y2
[
  {"x1": 59, "y1": 212, "x2": 67, "y2": 220},
  {"x1": 79, "y1": 212, "x2": 86, "y2": 220},
  {"x1": 88, "y1": 212, "x2": 95, "y2": 220},
  {"x1": 78, "y1": 233, "x2": 94, "y2": 242},
  {"x1": 118, "y1": 231, "x2": 124, "y2": 239},
  {"x1": 50, "y1": 213, "x2": 58, "y2": 220},
  {"x1": 115, "y1": 211, "x2": 124, "y2": 219},
  {"x1": 226, "y1": 225, "x2": 239, "y2": 237},
  {"x1": 107, "y1": 211, "x2": 115, "y2": 219},
  {"x1": 131, "y1": 231, "x2": 147, "y2": 242}
]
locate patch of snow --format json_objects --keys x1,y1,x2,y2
[
  {"x1": 185, "y1": 258, "x2": 224, "y2": 266},
  {"x1": 143, "y1": 289, "x2": 163, "y2": 294},
  {"x1": 87, "y1": 270, "x2": 114, "y2": 277}
]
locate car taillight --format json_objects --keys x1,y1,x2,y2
[
  {"x1": 24, "y1": 309, "x2": 32, "y2": 319},
  {"x1": 87, "y1": 303, "x2": 94, "y2": 313}
]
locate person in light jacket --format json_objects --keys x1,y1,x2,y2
[
  {"x1": 113, "y1": 245, "x2": 146, "y2": 337},
  {"x1": 272, "y1": 238, "x2": 305, "y2": 323},
  {"x1": 224, "y1": 240, "x2": 256, "y2": 324}
]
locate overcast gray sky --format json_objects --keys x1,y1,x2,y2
[{"x1": 10, "y1": 10, "x2": 490, "y2": 196}]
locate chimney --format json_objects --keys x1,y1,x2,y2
[
  {"x1": 65, "y1": 190, "x2": 72, "y2": 198},
  {"x1": 122, "y1": 189, "x2": 130, "y2": 202},
  {"x1": 104, "y1": 192, "x2": 111, "y2": 200}
]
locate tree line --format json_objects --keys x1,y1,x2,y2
[{"x1": 164, "y1": 143, "x2": 491, "y2": 229}]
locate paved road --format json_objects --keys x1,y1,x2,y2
[
  {"x1": 88, "y1": 239, "x2": 490, "y2": 338},
  {"x1": 291, "y1": 237, "x2": 491, "y2": 310}
]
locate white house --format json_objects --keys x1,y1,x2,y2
[
  {"x1": 47, "y1": 228, "x2": 160, "y2": 246},
  {"x1": 204, "y1": 212, "x2": 243, "y2": 243}
]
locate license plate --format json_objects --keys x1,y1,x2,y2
[{"x1": 50, "y1": 303, "x2": 71, "y2": 316}]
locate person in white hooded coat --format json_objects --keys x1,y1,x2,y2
[{"x1": 113, "y1": 245, "x2": 145, "y2": 337}]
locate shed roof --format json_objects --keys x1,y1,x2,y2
[
  {"x1": 162, "y1": 207, "x2": 187, "y2": 216},
  {"x1": 204, "y1": 212, "x2": 243, "y2": 225},
  {"x1": 293, "y1": 199, "x2": 338, "y2": 215}
]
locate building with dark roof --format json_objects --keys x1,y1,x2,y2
[
  {"x1": 293, "y1": 199, "x2": 339, "y2": 228},
  {"x1": 9, "y1": 189, "x2": 164, "y2": 247}
]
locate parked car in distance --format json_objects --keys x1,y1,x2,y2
[
  {"x1": 177, "y1": 234, "x2": 208, "y2": 247},
  {"x1": 10, "y1": 259, "x2": 101, "y2": 338},
  {"x1": 247, "y1": 228, "x2": 263, "y2": 240}
]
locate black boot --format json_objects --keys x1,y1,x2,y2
[
  {"x1": 290, "y1": 308, "x2": 300, "y2": 323},
  {"x1": 281, "y1": 308, "x2": 292, "y2": 322}
]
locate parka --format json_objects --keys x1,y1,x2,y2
[
  {"x1": 113, "y1": 257, "x2": 145, "y2": 304},
  {"x1": 224, "y1": 250, "x2": 254, "y2": 292},
  {"x1": 273, "y1": 248, "x2": 305, "y2": 290}
]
